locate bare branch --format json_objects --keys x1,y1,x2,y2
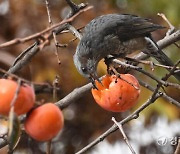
[
  {"x1": 158, "y1": 30, "x2": 180, "y2": 48},
  {"x1": 53, "y1": 75, "x2": 60, "y2": 101},
  {"x1": 65, "y1": 0, "x2": 88, "y2": 18},
  {"x1": 5, "y1": 6, "x2": 93, "y2": 75},
  {"x1": 10, "y1": 79, "x2": 21, "y2": 107},
  {"x1": 112, "y1": 117, "x2": 136, "y2": 154},
  {"x1": 55, "y1": 83, "x2": 92, "y2": 109},
  {"x1": 75, "y1": 53, "x2": 178, "y2": 153},
  {"x1": 75, "y1": 87, "x2": 161, "y2": 154},
  {"x1": 0, "y1": 68, "x2": 60, "y2": 94},
  {"x1": 68, "y1": 25, "x2": 82, "y2": 40},
  {"x1": 126, "y1": 58, "x2": 179, "y2": 70},
  {"x1": 112, "y1": 59, "x2": 180, "y2": 89},
  {"x1": 139, "y1": 80, "x2": 180, "y2": 107},
  {"x1": 0, "y1": 5, "x2": 179, "y2": 152},
  {"x1": 45, "y1": 0, "x2": 61, "y2": 64},
  {"x1": 158, "y1": 13, "x2": 175, "y2": 36},
  {"x1": 45, "y1": 0, "x2": 52, "y2": 25},
  {"x1": 162, "y1": 60, "x2": 180, "y2": 81},
  {"x1": 0, "y1": 6, "x2": 93, "y2": 49}
]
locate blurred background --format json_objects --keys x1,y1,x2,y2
[{"x1": 0, "y1": 0, "x2": 179, "y2": 153}]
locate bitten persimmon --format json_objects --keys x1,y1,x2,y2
[
  {"x1": 91, "y1": 74, "x2": 140, "y2": 112},
  {"x1": 24, "y1": 103, "x2": 64, "y2": 141},
  {"x1": 0, "y1": 79, "x2": 35, "y2": 116}
]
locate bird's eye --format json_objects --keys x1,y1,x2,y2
[{"x1": 81, "y1": 67, "x2": 87, "y2": 73}]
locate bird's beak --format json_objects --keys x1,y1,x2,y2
[{"x1": 89, "y1": 73, "x2": 102, "y2": 89}]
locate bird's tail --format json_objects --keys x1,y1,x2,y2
[{"x1": 144, "y1": 36, "x2": 180, "y2": 81}]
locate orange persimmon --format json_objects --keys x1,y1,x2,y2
[
  {"x1": 91, "y1": 74, "x2": 140, "y2": 112},
  {"x1": 24, "y1": 103, "x2": 64, "y2": 141},
  {"x1": 0, "y1": 79, "x2": 35, "y2": 116}
]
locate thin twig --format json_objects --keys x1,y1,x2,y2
[
  {"x1": 0, "y1": 6, "x2": 93, "y2": 49},
  {"x1": 45, "y1": 0, "x2": 62, "y2": 65},
  {"x1": 162, "y1": 60, "x2": 180, "y2": 81},
  {"x1": 0, "y1": 68, "x2": 60, "y2": 94},
  {"x1": 112, "y1": 59, "x2": 180, "y2": 89},
  {"x1": 75, "y1": 87, "x2": 161, "y2": 154},
  {"x1": 44, "y1": 3, "x2": 54, "y2": 143},
  {"x1": 65, "y1": 0, "x2": 87, "y2": 18},
  {"x1": 76, "y1": 66, "x2": 177, "y2": 154},
  {"x1": 10, "y1": 79, "x2": 21, "y2": 107},
  {"x1": 68, "y1": 25, "x2": 82, "y2": 40},
  {"x1": 45, "y1": 0, "x2": 52, "y2": 25},
  {"x1": 112, "y1": 117, "x2": 136, "y2": 154},
  {"x1": 139, "y1": 80, "x2": 180, "y2": 107},
  {"x1": 174, "y1": 42, "x2": 180, "y2": 48},
  {"x1": 68, "y1": 37, "x2": 78, "y2": 43},
  {"x1": 158, "y1": 13, "x2": 175, "y2": 36},
  {"x1": 0, "y1": 73, "x2": 179, "y2": 150},
  {"x1": 60, "y1": 25, "x2": 85, "y2": 35},
  {"x1": 126, "y1": 58, "x2": 179, "y2": 70},
  {"x1": 53, "y1": 75, "x2": 60, "y2": 101},
  {"x1": 55, "y1": 75, "x2": 180, "y2": 111},
  {"x1": 0, "y1": 9, "x2": 180, "y2": 151},
  {"x1": 157, "y1": 13, "x2": 180, "y2": 50}
]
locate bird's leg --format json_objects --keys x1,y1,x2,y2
[
  {"x1": 105, "y1": 55, "x2": 133, "y2": 74},
  {"x1": 109, "y1": 64, "x2": 120, "y2": 76},
  {"x1": 104, "y1": 55, "x2": 115, "y2": 74},
  {"x1": 92, "y1": 81, "x2": 98, "y2": 90},
  {"x1": 108, "y1": 66, "x2": 139, "y2": 90},
  {"x1": 105, "y1": 56, "x2": 127, "y2": 75},
  {"x1": 89, "y1": 77, "x2": 98, "y2": 90},
  {"x1": 104, "y1": 55, "x2": 123, "y2": 75},
  {"x1": 105, "y1": 57, "x2": 139, "y2": 90}
]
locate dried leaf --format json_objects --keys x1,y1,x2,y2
[{"x1": 8, "y1": 107, "x2": 21, "y2": 152}]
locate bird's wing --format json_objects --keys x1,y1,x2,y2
[{"x1": 99, "y1": 14, "x2": 164, "y2": 41}]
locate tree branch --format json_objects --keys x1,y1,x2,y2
[
  {"x1": 112, "y1": 59, "x2": 180, "y2": 89},
  {"x1": 139, "y1": 80, "x2": 180, "y2": 107},
  {"x1": 55, "y1": 83, "x2": 92, "y2": 109},
  {"x1": 0, "y1": 4, "x2": 179, "y2": 151},
  {"x1": 75, "y1": 48, "x2": 179, "y2": 153},
  {"x1": 75, "y1": 88, "x2": 161, "y2": 154},
  {"x1": 0, "y1": 6, "x2": 93, "y2": 49}
]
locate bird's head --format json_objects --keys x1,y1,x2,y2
[{"x1": 73, "y1": 42, "x2": 101, "y2": 88}]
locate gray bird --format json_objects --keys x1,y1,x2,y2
[{"x1": 73, "y1": 14, "x2": 180, "y2": 86}]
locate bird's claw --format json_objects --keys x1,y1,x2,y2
[
  {"x1": 89, "y1": 75, "x2": 102, "y2": 90},
  {"x1": 92, "y1": 80, "x2": 99, "y2": 90}
]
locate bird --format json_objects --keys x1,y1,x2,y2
[{"x1": 73, "y1": 14, "x2": 180, "y2": 87}]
